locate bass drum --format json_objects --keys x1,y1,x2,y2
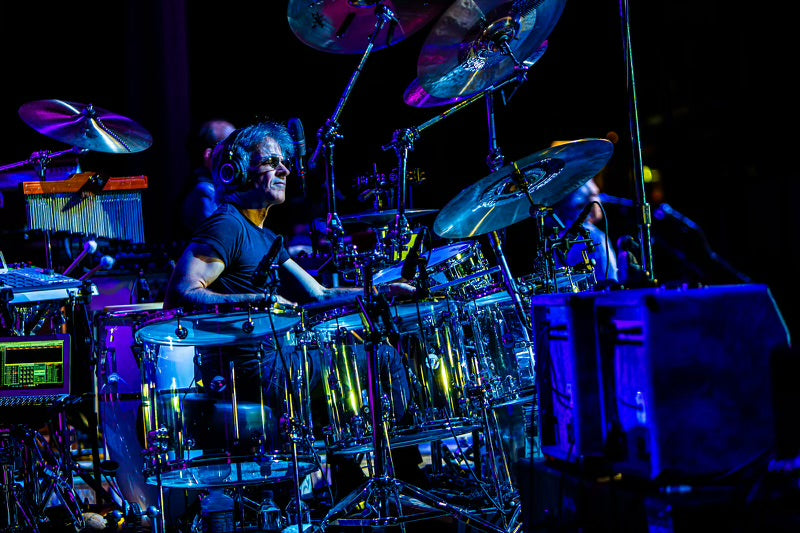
[{"x1": 96, "y1": 304, "x2": 194, "y2": 517}]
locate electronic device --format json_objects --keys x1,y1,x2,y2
[{"x1": 0, "y1": 334, "x2": 71, "y2": 408}]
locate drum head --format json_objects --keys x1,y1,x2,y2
[
  {"x1": 311, "y1": 299, "x2": 453, "y2": 334},
  {"x1": 135, "y1": 309, "x2": 301, "y2": 346},
  {"x1": 373, "y1": 241, "x2": 475, "y2": 284}
]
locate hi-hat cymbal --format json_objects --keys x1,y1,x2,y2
[
  {"x1": 19, "y1": 100, "x2": 153, "y2": 154},
  {"x1": 288, "y1": 0, "x2": 449, "y2": 54},
  {"x1": 417, "y1": 0, "x2": 565, "y2": 99},
  {"x1": 433, "y1": 139, "x2": 614, "y2": 239},
  {"x1": 340, "y1": 208, "x2": 439, "y2": 226},
  {"x1": 404, "y1": 40, "x2": 547, "y2": 108}
]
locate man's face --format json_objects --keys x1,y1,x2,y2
[{"x1": 248, "y1": 138, "x2": 291, "y2": 207}]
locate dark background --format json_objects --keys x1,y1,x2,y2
[{"x1": 0, "y1": 1, "x2": 795, "y2": 339}]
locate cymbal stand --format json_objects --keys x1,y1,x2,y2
[
  {"x1": 307, "y1": 4, "x2": 399, "y2": 273},
  {"x1": 380, "y1": 65, "x2": 529, "y2": 257},
  {"x1": 481, "y1": 90, "x2": 534, "y2": 334},
  {"x1": 1, "y1": 423, "x2": 86, "y2": 532},
  {"x1": 0, "y1": 147, "x2": 86, "y2": 272}
]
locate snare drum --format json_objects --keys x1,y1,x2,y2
[
  {"x1": 517, "y1": 268, "x2": 596, "y2": 295},
  {"x1": 134, "y1": 309, "x2": 318, "y2": 488},
  {"x1": 373, "y1": 241, "x2": 498, "y2": 300},
  {"x1": 311, "y1": 299, "x2": 480, "y2": 454}
]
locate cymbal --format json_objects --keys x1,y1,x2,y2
[
  {"x1": 433, "y1": 138, "x2": 614, "y2": 239},
  {"x1": 417, "y1": 0, "x2": 565, "y2": 99},
  {"x1": 404, "y1": 40, "x2": 547, "y2": 108},
  {"x1": 340, "y1": 208, "x2": 439, "y2": 226},
  {"x1": 288, "y1": 0, "x2": 449, "y2": 54},
  {"x1": 18, "y1": 100, "x2": 153, "y2": 154}
]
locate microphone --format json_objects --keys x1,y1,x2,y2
[
  {"x1": 655, "y1": 203, "x2": 701, "y2": 232},
  {"x1": 252, "y1": 235, "x2": 284, "y2": 290},
  {"x1": 401, "y1": 227, "x2": 427, "y2": 281},
  {"x1": 560, "y1": 202, "x2": 595, "y2": 240},
  {"x1": 288, "y1": 118, "x2": 306, "y2": 195},
  {"x1": 79, "y1": 255, "x2": 115, "y2": 281},
  {"x1": 63, "y1": 239, "x2": 97, "y2": 276},
  {"x1": 598, "y1": 193, "x2": 634, "y2": 207}
]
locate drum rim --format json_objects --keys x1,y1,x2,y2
[
  {"x1": 134, "y1": 309, "x2": 302, "y2": 346},
  {"x1": 309, "y1": 296, "x2": 456, "y2": 331},
  {"x1": 143, "y1": 453, "x2": 318, "y2": 488},
  {"x1": 326, "y1": 417, "x2": 482, "y2": 456},
  {"x1": 373, "y1": 240, "x2": 479, "y2": 283}
]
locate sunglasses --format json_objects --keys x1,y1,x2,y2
[{"x1": 258, "y1": 154, "x2": 293, "y2": 171}]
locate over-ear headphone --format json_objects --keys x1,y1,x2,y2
[{"x1": 218, "y1": 129, "x2": 247, "y2": 186}]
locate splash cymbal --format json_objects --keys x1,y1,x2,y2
[
  {"x1": 433, "y1": 139, "x2": 614, "y2": 239},
  {"x1": 417, "y1": 0, "x2": 565, "y2": 99},
  {"x1": 404, "y1": 40, "x2": 547, "y2": 108},
  {"x1": 19, "y1": 100, "x2": 152, "y2": 154},
  {"x1": 288, "y1": 0, "x2": 448, "y2": 54}
]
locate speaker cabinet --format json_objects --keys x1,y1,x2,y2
[
  {"x1": 532, "y1": 292, "x2": 605, "y2": 463},
  {"x1": 532, "y1": 284, "x2": 791, "y2": 481},
  {"x1": 595, "y1": 284, "x2": 790, "y2": 480}
]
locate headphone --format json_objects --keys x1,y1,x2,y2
[{"x1": 218, "y1": 129, "x2": 247, "y2": 186}]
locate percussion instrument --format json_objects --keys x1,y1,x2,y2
[
  {"x1": 309, "y1": 298, "x2": 480, "y2": 455},
  {"x1": 133, "y1": 308, "x2": 318, "y2": 489}
]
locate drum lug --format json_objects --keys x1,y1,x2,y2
[{"x1": 146, "y1": 426, "x2": 171, "y2": 452}]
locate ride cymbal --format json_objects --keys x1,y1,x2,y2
[
  {"x1": 19, "y1": 100, "x2": 152, "y2": 154},
  {"x1": 417, "y1": 0, "x2": 565, "y2": 99},
  {"x1": 404, "y1": 40, "x2": 547, "y2": 108},
  {"x1": 288, "y1": 0, "x2": 448, "y2": 54},
  {"x1": 433, "y1": 138, "x2": 614, "y2": 239}
]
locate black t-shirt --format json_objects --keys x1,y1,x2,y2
[{"x1": 192, "y1": 203, "x2": 291, "y2": 295}]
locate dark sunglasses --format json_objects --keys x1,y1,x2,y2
[{"x1": 259, "y1": 154, "x2": 293, "y2": 171}]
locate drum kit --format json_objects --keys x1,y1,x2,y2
[
  {"x1": 0, "y1": 1, "x2": 626, "y2": 532},
  {"x1": 91, "y1": 1, "x2": 619, "y2": 532}
]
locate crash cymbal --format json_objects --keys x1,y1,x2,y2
[
  {"x1": 340, "y1": 208, "x2": 439, "y2": 226},
  {"x1": 417, "y1": 0, "x2": 565, "y2": 99},
  {"x1": 433, "y1": 138, "x2": 614, "y2": 239},
  {"x1": 18, "y1": 100, "x2": 153, "y2": 154},
  {"x1": 288, "y1": 0, "x2": 449, "y2": 54},
  {"x1": 404, "y1": 40, "x2": 547, "y2": 108}
]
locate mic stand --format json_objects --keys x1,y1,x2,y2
[
  {"x1": 381, "y1": 128, "x2": 416, "y2": 261},
  {"x1": 619, "y1": 0, "x2": 656, "y2": 283},
  {"x1": 321, "y1": 266, "x2": 505, "y2": 533},
  {"x1": 308, "y1": 5, "x2": 398, "y2": 274}
]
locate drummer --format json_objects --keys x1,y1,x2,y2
[{"x1": 162, "y1": 120, "x2": 420, "y2": 485}]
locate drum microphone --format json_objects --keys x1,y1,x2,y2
[
  {"x1": 288, "y1": 118, "x2": 306, "y2": 196},
  {"x1": 63, "y1": 239, "x2": 97, "y2": 276},
  {"x1": 560, "y1": 202, "x2": 595, "y2": 241},
  {"x1": 597, "y1": 193, "x2": 634, "y2": 207},
  {"x1": 401, "y1": 227, "x2": 427, "y2": 281},
  {"x1": 79, "y1": 255, "x2": 115, "y2": 281},
  {"x1": 253, "y1": 235, "x2": 284, "y2": 291}
]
